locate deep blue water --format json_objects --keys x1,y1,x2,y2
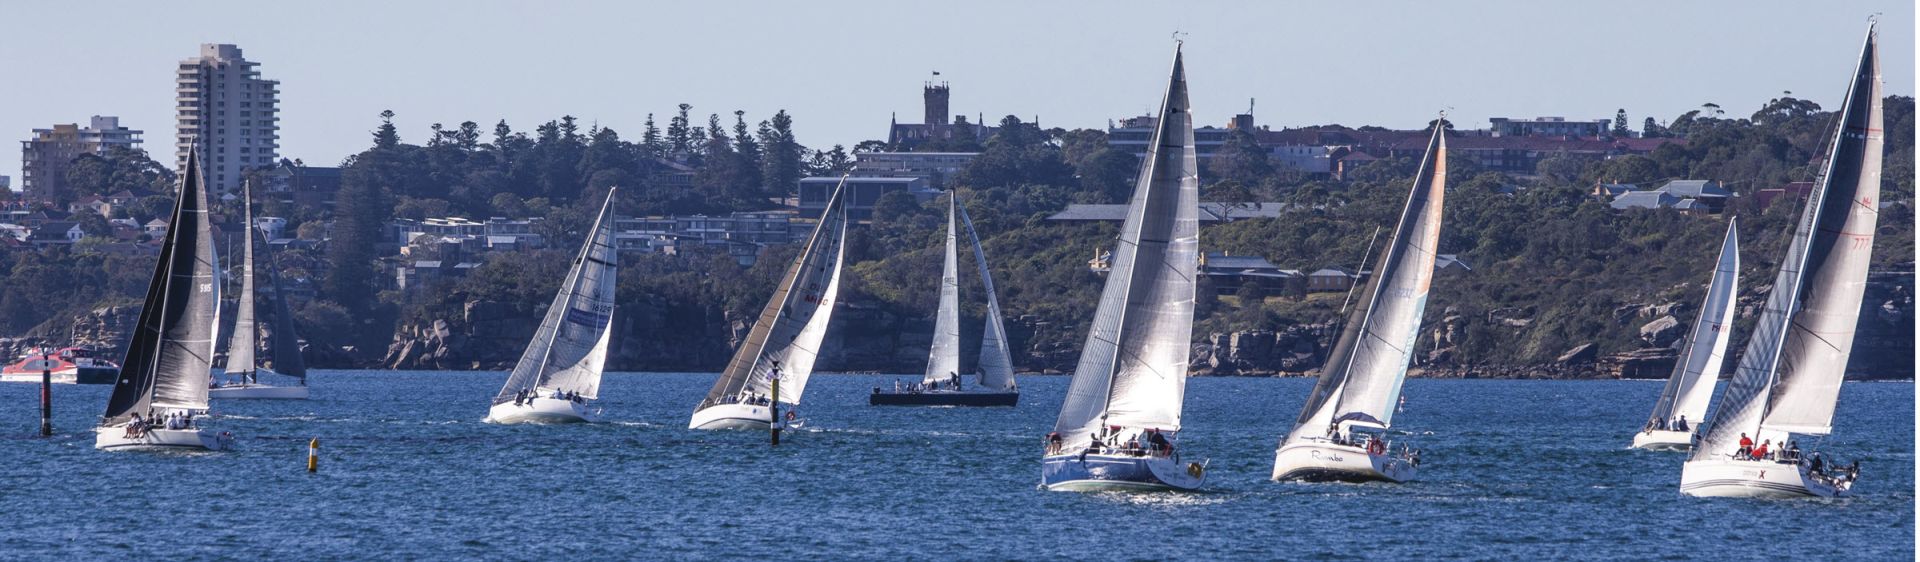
[{"x1": 0, "y1": 373, "x2": 1910, "y2": 560}]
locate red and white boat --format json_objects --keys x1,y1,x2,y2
[{"x1": 1, "y1": 347, "x2": 120, "y2": 385}]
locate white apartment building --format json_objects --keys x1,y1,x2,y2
[{"x1": 175, "y1": 44, "x2": 280, "y2": 196}]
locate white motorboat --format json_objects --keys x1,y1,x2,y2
[
  {"x1": 1272, "y1": 120, "x2": 1448, "y2": 484},
  {"x1": 690, "y1": 177, "x2": 850, "y2": 430},
  {"x1": 1042, "y1": 43, "x2": 1205, "y2": 492},
  {"x1": 96, "y1": 145, "x2": 226, "y2": 451},
  {"x1": 486, "y1": 189, "x2": 622, "y2": 425},
  {"x1": 1680, "y1": 22, "x2": 1881, "y2": 499}
]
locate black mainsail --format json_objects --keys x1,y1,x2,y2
[{"x1": 102, "y1": 146, "x2": 221, "y2": 425}]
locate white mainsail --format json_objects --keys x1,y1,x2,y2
[
  {"x1": 1285, "y1": 122, "x2": 1447, "y2": 445},
  {"x1": 101, "y1": 145, "x2": 220, "y2": 423},
  {"x1": 1051, "y1": 45, "x2": 1199, "y2": 449},
  {"x1": 1693, "y1": 24, "x2": 1882, "y2": 458},
  {"x1": 922, "y1": 195, "x2": 962, "y2": 385},
  {"x1": 223, "y1": 182, "x2": 258, "y2": 378},
  {"x1": 492, "y1": 188, "x2": 620, "y2": 404},
  {"x1": 959, "y1": 203, "x2": 1016, "y2": 391},
  {"x1": 699, "y1": 176, "x2": 850, "y2": 409},
  {"x1": 1645, "y1": 220, "x2": 1739, "y2": 428}
]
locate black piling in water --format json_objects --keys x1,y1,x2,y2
[
  {"x1": 770, "y1": 378, "x2": 781, "y2": 446},
  {"x1": 39, "y1": 368, "x2": 51, "y2": 437}
]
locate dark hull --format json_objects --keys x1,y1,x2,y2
[
  {"x1": 75, "y1": 367, "x2": 118, "y2": 385},
  {"x1": 869, "y1": 391, "x2": 1018, "y2": 407}
]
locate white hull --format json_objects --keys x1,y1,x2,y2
[
  {"x1": 0, "y1": 371, "x2": 77, "y2": 384},
  {"x1": 95, "y1": 426, "x2": 229, "y2": 451},
  {"x1": 1680, "y1": 458, "x2": 1851, "y2": 498},
  {"x1": 486, "y1": 397, "x2": 596, "y2": 424},
  {"x1": 688, "y1": 402, "x2": 775, "y2": 430},
  {"x1": 1041, "y1": 453, "x2": 1206, "y2": 492},
  {"x1": 1272, "y1": 441, "x2": 1417, "y2": 483},
  {"x1": 1630, "y1": 429, "x2": 1694, "y2": 451},
  {"x1": 209, "y1": 383, "x2": 308, "y2": 399}
]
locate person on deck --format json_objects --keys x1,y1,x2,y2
[
  {"x1": 1673, "y1": 416, "x2": 1689, "y2": 432},
  {"x1": 1786, "y1": 441, "x2": 1801, "y2": 462},
  {"x1": 1751, "y1": 440, "x2": 1770, "y2": 461},
  {"x1": 1737, "y1": 433, "x2": 1754, "y2": 459}
]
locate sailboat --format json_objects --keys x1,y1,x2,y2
[
  {"x1": 1040, "y1": 44, "x2": 1206, "y2": 492},
  {"x1": 871, "y1": 194, "x2": 1019, "y2": 406},
  {"x1": 1630, "y1": 220, "x2": 1738, "y2": 450},
  {"x1": 689, "y1": 176, "x2": 850, "y2": 430},
  {"x1": 211, "y1": 180, "x2": 309, "y2": 399},
  {"x1": 1680, "y1": 23, "x2": 1881, "y2": 498},
  {"x1": 1270, "y1": 119, "x2": 1447, "y2": 484},
  {"x1": 95, "y1": 145, "x2": 231, "y2": 451},
  {"x1": 487, "y1": 188, "x2": 621, "y2": 424}
]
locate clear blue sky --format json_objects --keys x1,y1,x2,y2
[{"x1": 1, "y1": 1, "x2": 1911, "y2": 187}]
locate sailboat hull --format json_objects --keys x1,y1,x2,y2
[
  {"x1": 688, "y1": 402, "x2": 775, "y2": 430},
  {"x1": 870, "y1": 391, "x2": 1017, "y2": 407},
  {"x1": 94, "y1": 426, "x2": 229, "y2": 451},
  {"x1": 1680, "y1": 458, "x2": 1851, "y2": 498},
  {"x1": 1041, "y1": 453, "x2": 1205, "y2": 492},
  {"x1": 487, "y1": 397, "x2": 596, "y2": 424},
  {"x1": 1271, "y1": 441, "x2": 1417, "y2": 483},
  {"x1": 209, "y1": 382, "x2": 308, "y2": 400},
  {"x1": 1630, "y1": 429, "x2": 1695, "y2": 451}
]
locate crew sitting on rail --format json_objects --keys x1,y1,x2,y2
[{"x1": 1749, "y1": 440, "x2": 1771, "y2": 461}]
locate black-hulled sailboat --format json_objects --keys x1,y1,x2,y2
[
  {"x1": 211, "y1": 180, "x2": 309, "y2": 399},
  {"x1": 1680, "y1": 22, "x2": 1882, "y2": 498},
  {"x1": 1040, "y1": 44, "x2": 1205, "y2": 492},
  {"x1": 1271, "y1": 119, "x2": 1447, "y2": 483},
  {"x1": 690, "y1": 176, "x2": 850, "y2": 430},
  {"x1": 96, "y1": 145, "x2": 230, "y2": 450},
  {"x1": 871, "y1": 194, "x2": 1018, "y2": 406}
]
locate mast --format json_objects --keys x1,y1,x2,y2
[
  {"x1": 1693, "y1": 23, "x2": 1882, "y2": 458},
  {"x1": 922, "y1": 193, "x2": 961, "y2": 385},
  {"x1": 1051, "y1": 43, "x2": 1199, "y2": 449},
  {"x1": 1286, "y1": 119, "x2": 1447, "y2": 444}
]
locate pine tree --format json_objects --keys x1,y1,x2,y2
[
  {"x1": 374, "y1": 110, "x2": 400, "y2": 149},
  {"x1": 758, "y1": 110, "x2": 803, "y2": 196},
  {"x1": 642, "y1": 113, "x2": 665, "y2": 156},
  {"x1": 1612, "y1": 109, "x2": 1632, "y2": 138},
  {"x1": 667, "y1": 104, "x2": 692, "y2": 155},
  {"x1": 733, "y1": 110, "x2": 762, "y2": 169}
]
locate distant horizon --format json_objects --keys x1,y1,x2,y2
[{"x1": 2, "y1": 1, "x2": 1913, "y2": 188}]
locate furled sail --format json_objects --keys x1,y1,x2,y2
[
  {"x1": 493, "y1": 188, "x2": 620, "y2": 404},
  {"x1": 102, "y1": 145, "x2": 220, "y2": 424},
  {"x1": 922, "y1": 195, "x2": 962, "y2": 385},
  {"x1": 1052, "y1": 45, "x2": 1199, "y2": 449},
  {"x1": 1694, "y1": 24, "x2": 1882, "y2": 458},
  {"x1": 959, "y1": 203, "x2": 1016, "y2": 391},
  {"x1": 1645, "y1": 220, "x2": 1738, "y2": 428},
  {"x1": 1286, "y1": 121, "x2": 1447, "y2": 445},
  {"x1": 223, "y1": 182, "x2": 259, "y2": 378},
  {"x1": 699, "y1": 176, "x2": 850, "y2": 409}
]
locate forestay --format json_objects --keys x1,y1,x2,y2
[
  {"x1": 102, "y1": 146, "x2": 220, "y2": 425},
  {"x1": 493, "y1": 188, "x2": 620, "y2": 404},
  {"x1": 959, "y1": 204, "x2": 1016, "y2": 391},
  {"x1": 1694, "y1": 24, "x2": 1882, "y2": 458},
  {"x1": 922, "y1": 195, "x2": 962, "y2": 385},
  {"x1": 1052, "y1": 45, "x2": 1199, "y2": 449},
  {"x1": 1287, "y1": 123, "x2": 1447, "y2": 445},
  {"x1": 1644, "y1": 221, "x2": 1738, "y2": 428},
  {"x1": 700, "y1": 176, "x2": 850, "y2": 408}
]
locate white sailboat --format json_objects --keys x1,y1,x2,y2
[
  {"x1": 211, "y1": 180, "x2": 309, "y2": 399},
  {"x1": 1270, "y1": 119, "x2": 1447, "y2": 484},
  {"x1": 871, "y1": 194, "x2": 1019, "y2": 406},
  {"x1": 96, "y1": 145, "x2": 231, "y2": 451},
  {"x1": 487, "y1": 188, "x2": 621, "y2": 424},
  {"x1": 1680, "y1": 23, "x2": 1881, "y2": 498},
  {"x1": 1040, "y1": 44, "x2": 1206, "y2": 492},
  {"x1": 690, "y1": 176, "x2": 851, "y2": 430},
  {"x1": 1631, "y1": 220, "x2": 1738, "y2": 451}
]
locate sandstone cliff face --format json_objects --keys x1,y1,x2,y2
[{"x1": 0, "y1": 305, "x2": 142, "y2": 361}]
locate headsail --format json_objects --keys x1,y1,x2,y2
[
  {"x1": 265, "y1": 247, "x2": 307, "y2": 379},
  {"x1": 1286, "y1": 120, "x2": 1447, "y2": 444},
  {"x1": 493, "y1": 188, "x2": 621, "y2": 405},
  {"x1": 959, "y1": 203, "x2": 1016, "y2": 391},
  {"x1": 224, "y1": 181, "x2": 259, "y2": 377},
  {"x1": 922, "y1": 195, "x2": 962, "y2": 385},
  {"x1": 699, "y1": 176, "x2": 850, "y2": 409},
  {"x1": 1052, "y1": 45, "x2": 1199, "y2": 448},
  {"x1": 1694, "y1": 24, "x2": 1882, "y2": 458},
  {"x1": 1645, "y1": 220, "x2": 1738, "y2": 428},
  {"x1": 102, "y1": 145, "x2": 220, "y2": 424}
]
